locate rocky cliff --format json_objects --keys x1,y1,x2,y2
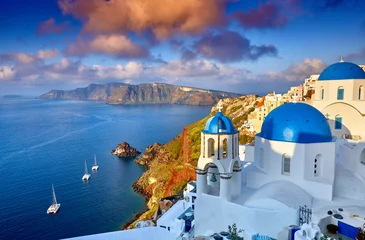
[
  {"x1": 124, "y1": 95, "x2": 258, "y2": 229},
  {"x1": 112, "y1": 142, "x2": 141, "y2": 157},
  {"x1": 39, "y1": 83, "x2": 242, "y2": 106}
]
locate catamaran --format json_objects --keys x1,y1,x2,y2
[
  {"x1": 82, "y1": 160, "x2": 91, "y2": 181},
  {"x1": 47, "y1": 184, "x2": 61, "y2": 214},
  {"x1": 92, "y1": 154, "x2": 99, "y2": 171}
]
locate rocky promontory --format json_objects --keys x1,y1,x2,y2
[{"x1": 111, "y1": 142, "x2": 141, "y2": 157}]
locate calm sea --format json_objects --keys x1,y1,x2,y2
[{"x1": 0, "y1": 98, "x2": 211, "y2": 240}]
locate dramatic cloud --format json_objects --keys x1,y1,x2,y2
[
  {"x1": 345, "y1": 48, "x2": 365, "y2": 61},
  {"x1": 57, "y1": 0, "x2": 227, "y2": 39},
  {"x1": 64, "y1": 34, "x2": 150, "y2": 58},
  {"x1": 192, "y1": 31, "x2": 278, "y2": 62},
  {"x1": 36, "y1": 18, "x2": 67, "y2": 35},
  {"x1": 234, "y1": 2, "x2": 288, "y2": 29}
]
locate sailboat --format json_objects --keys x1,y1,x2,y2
[
  {"x1": 82, "y1": 160, "x2": 91, "y2": 181},
  {"x1": 92, "y1": 154, "x2": 99, "y2": 171},
  {"x1": 47, "y1": 184, "x2": 61, "y2": 214}
]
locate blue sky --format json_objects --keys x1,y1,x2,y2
[{"x1": 0, "y1": 0, "x2": 364, "y2": 96}]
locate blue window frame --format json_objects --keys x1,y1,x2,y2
[
  {"x1": 337, "y1": 88, "x2": 344, "y2": 100},
  {"x1": 321, "y1": 89, "x2": 324, "y2": 100},
  {"x1": 335, "y1": 116, "x2": 342, "y2": 130}
]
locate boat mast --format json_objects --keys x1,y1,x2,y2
[
  {"x1": 84, "y1": 160, "x2": 88, "y2": 174},
  {"x1": 52, "y1": 184, "x2": 57, "y2": 205}
]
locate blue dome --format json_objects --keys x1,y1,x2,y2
[
  {"x1": 318, "y1": 61, "x2": 365, "y2": 80},
  {"x1": 203, "y1": 111, "x2": 237, "y2": 134},
  {"x1": 257, "y1": 103, "x2": 333, "y2": 143}
]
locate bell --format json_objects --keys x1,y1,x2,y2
[{"x1": 210, "y1": 173, "x2": 217, "y2": 182}]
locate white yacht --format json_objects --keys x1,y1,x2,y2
[
  {"x1": 92, "y1": 154, "x2": 99, "y2": 171},
  {"x1": 82, "y1": 160, "x2": 91, "y2": 181},
  {"x1": 47, "y1": 184, "x2": 60, "y2": 214}
]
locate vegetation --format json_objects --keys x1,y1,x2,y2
[{"x1": 228, "y1": 223, "x2": 244, "y2": 240}]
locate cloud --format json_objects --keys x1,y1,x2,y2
[
  {"x1": 234, "y1": 2, "x2": 288, "y2": 29},
  {"x1": 0, "y1": 50, "x2": 59, "y2": 65},
  {"x1": 36, "y1": 18, "x2": 67, "y2": 35},
  {"x1": 345, "y1": 48, "x2": 365, "y2": 61},
  {"x1": 180, "y1": 48, "x2": 197, "y2": 62},
  {"x1": 37, "y1": 50, "x2": 59, "y2": 59},
  {"x1": 57, "y1": 0, "x2": 227, "y2": 39},
  {"x1": 192, "y1": 30, "x2": 278, "y2": 62},
  {"x1": 0, "y1": 49, "x2": 327, "y2": 95},
  {"x1": 261, "y1": 58, "x2": 327, "y2": 82},
  {"x1": 0, "y1": 66, "x2": 16, "y2": 81},
  {"x1": 64, "y1": 34, "x2": 150, "y2": 58}
]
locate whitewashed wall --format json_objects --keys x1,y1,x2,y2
[
  {"x1": 194, "y1": 194, "x2": 297, "y2": 239},
  {"x1": 247, "y1": 137, "x2": 335, "y2": 200}
]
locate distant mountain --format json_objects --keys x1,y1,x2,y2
[
  {"x1": 3, "y1": 95, "x2": 23, "y2": 99},
  {"x1": 39, "y1": 83, "x2": 242, "y2": 106}
]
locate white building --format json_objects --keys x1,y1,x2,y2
[
  {"x1": 312, "y1": 58, "x2": 365, "y2": 139},
  {"x1": 193, "y1": 100, "x2": 365, "y2": 240}
]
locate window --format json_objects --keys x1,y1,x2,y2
[
  {"x1": 335, "y1": 116, "x2": 342, "y2": 130},
  {"x1": 282, "y1": 154, "x2": 290, "y2": 175},
  {"x1": 223, "y1": 138, "x2": 228, "y2": 158},
  {"x1": 321, "y1": 88, "x2": 324, "y2": 100},
  {"x1": 337, "y1": 87, "x2": 344, "y2": 100},
  {"x1": 314, "y1": 154, "x2": 322, "y2": 177},
  {"x1": 359, "y1": 86, "x2": 364, "y2": 100},
  {"x1": 192, "y1": 196, "x2": 196, "y2": 203},
  {"x1": 208, "y1": 138, "x2": 215, "y2": 157},
  {"x1": 259, "y1": 148, "x2": 264, "y2": 168}
]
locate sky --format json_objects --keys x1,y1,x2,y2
[{"x1": 0, "y1": 0, "x2": 364, "y2": 96}]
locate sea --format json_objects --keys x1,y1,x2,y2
[{"x1": 0, "y1": 98, "x2": 211, "y2": 240}]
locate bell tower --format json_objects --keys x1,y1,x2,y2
[{"x1": 196, "y1": 102, "x2": 242, "y2": 201}]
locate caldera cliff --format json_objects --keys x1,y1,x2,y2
[
  {"x1": 125, "y1": 95, "x2": 259, "y2": 229},
  {"x1": 39, "y1": 83, "x2": 241, "y2": 106}
]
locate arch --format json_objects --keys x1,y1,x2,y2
[
  {"x1": 359, "y1": 86, "x2": 364, "y2": 100},
  {"x1": 337, "y1": 86, "x2": 344, "y2": 100},
  {"x1": 314, "y1": 154, "x2": 322, "y2": 177},
  {"x1": 259, "y1": 148, "x2": 264, "y2": 168},
  {"x1": 360, "y1": 149, "x2": 365, "y2": 165},
  {"x1": 229, "y1": 159, "x2": 242, "y2": 173},
  {"x1": 207, "y1": 138, "x2": 215, "y2": 158},
  {"x1": 334, "y1": 114, "x2": 342, "y2": 130},
  {"x1": 324, "y1": 101, "x2": 363, "y2": 116},
  {"x1": 223, "y1": 138, "x2": 228, "y2": 159},
  {"x1": 281, "y1": 154, "x2": 291, "y2": 175}
]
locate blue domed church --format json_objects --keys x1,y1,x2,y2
[
  {"x1": 312, "y1": 58, "x2": 365, "y2": 139},
  {"x1": 248, "y1": 102, "x2": 336, "y2": 201}
]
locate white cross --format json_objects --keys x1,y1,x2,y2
[
  {"x1": 325, "y1": 113, "x2": 330, "y2": 119},
  {"x1": 340, "y1": 56, "x2": 344, "y2": 62},
  {"x1": 217, "y1": 102, "x2": 223, "y2": 112}
]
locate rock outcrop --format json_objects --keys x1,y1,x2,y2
[
  {"x1": 39, "y1": 82, "x2": 242, "y2": 106},
  {"x1": 111, "y1": 142, "x2": 141, "y2": 157}
]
